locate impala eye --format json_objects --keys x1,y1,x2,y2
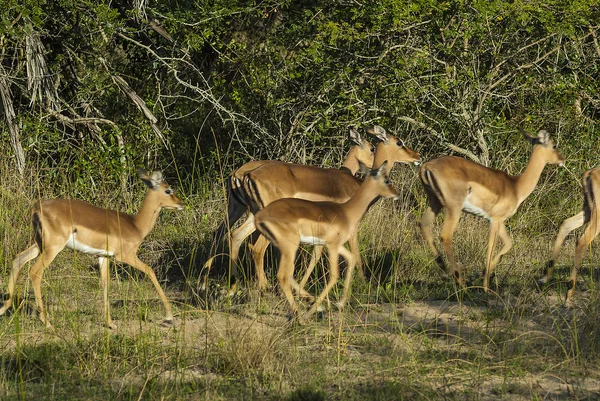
[
  {"x1": 397, "y1": 140, "x2": 405, "y2": 147},
  {"x1": 165, "y1": 189, "x2": 173, "y2": 195}
]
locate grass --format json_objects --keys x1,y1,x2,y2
[{"x1": 1, "y1": 163, "x2": 600, "y2": 400}]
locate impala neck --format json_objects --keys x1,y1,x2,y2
[
  {"x1": 133, "y1": 191, "x2": 162, "y2": 238},
  {"x1": 343, "y1": 178, "x2": 382, "y2": 225},
  {"x1": 515, "y1": 145, "x2": 548, "y2": 204},
  {"x1": 340, "y1": 146, "x2": 363, "y2": 175},
  {"x1": 373, "y1": 142, "x2": 393, "y2": 175}
]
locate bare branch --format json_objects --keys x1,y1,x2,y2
[
  {"x1": 26, "y1": 31, "x2": 59, "y2": 110},
  {"x1": 396, "y1": 115, "x2": 482, "y2": 163},
  {"x1": 0, "y1": 65, "x2": 25, "y2": 175},
  {"x1": 109, "y1": 73, "x2": 166, "y2": 145}
]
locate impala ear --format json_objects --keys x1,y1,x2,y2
[
  {"x1": 348, "y1": 127, "x2": 363, "y2": 146},
  {"x1": 519, "y1": 128, "x2": 539, "y2": 145},
  {"x1": 520, "y1": 128, "x2": 551, "y2": 146},
  {"x1": 366, "y1": 125, "x2": 388, "y2": 142},
  {"x1": 537, "y1": 129, "x2": 550, "y2": 145},
  {"x1": 138, "y1": 169, "x2": 164, "y2": 189}
]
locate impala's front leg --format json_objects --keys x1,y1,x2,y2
[
  {"x1": 337, "y1": 246, "x2": 355, "y2": 311},
  {"x1": 347, "y1": 231, "x2": 364, "y2": 279},
  {"x1": 121, "y1": 255, "x2": 174, "y2": 325},
  {"x1": 485, "y1": 223, "x2": 513, "y2": 291},
  {"x1": 98, "y1": 257, "x2": 117, "y2": 329},
  {"x1": 483, "y1": 221, "x2": 501, "y2": 292}
]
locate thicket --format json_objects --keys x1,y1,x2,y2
[{"x1": 1, "y1": 0, "x2": 598, "y2": 190}]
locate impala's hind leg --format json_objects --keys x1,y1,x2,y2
[
  {"x1": 540, "y1": 211, "x2": 585, "y2": 285},
  {"x1": 249, "y1": 234, "x2": 271, "y2": 291},
  {"x1": 568, "y1": 218, "x2": 600, "y2": 300},
  {"x1": 439, "y1": 208, "x2": 464, "y2": 288},
  {"x1": 0, "y1": 244, "x2": 40, "y2": 315},
  {"x1": 29, "y1": 245, "x2": 62, "y2": 327},
  {"x1": 420, "y1": 206, "x2": 444, "y2": 270}
]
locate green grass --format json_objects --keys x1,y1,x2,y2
[{"x1": 1, "y1": 165, "x2": 600, "y2": 400}]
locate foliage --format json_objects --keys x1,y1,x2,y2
[{"x1": 0, "y1": 0, "x2": 597, "y2": 184}]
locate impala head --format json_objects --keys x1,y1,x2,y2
[
  {"x1": 348, "y1": 127, "x2": 375, "y2": 172},
  {"x1": 368, "y1": 161, "x2": 400, "y2": 200},
  {"x1": 366, "y1": 125, "x2": 421, "y2": 170},
  {"x1": 522, "y1": 129, "x2": 566, "y2": 167},
  {"x1": 138, "y1": 169, "x2": 185, "y2": 210}
]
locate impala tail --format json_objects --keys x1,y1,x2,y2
[
  {"x1": 583, "y1": 170, "x2": 600, "y2": 225},
  {"x1": 32, "y1": 207, "x2": 43, "y2": 251}
]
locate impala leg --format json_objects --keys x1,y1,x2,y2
[
  {"x1": 288, "y1": 274, "x2": 315, "y2": 302},
  {"x1": 228, "y1": 214, "x2": 257, "y2": 286},
  {"x1": 250, "y1": 234, "x2": 271, "y2": 291},
  {"x1": 348, "y1": 231, "x2": 364, "y2": 279},
  {"x1": 440, "y1": 209, "x2": 464, "y2": 288},
  {"x1": 212, "y1": 196, "x2": 248, "y2": 250},
  {"x1": 540, "y1": 211, "x2": 585, "y2": 285},
  {"x1": 29, "y1": 246, "x2": 62, "y2": 328},
  {"x1": 121, "y1": 256, "x2": 173, "y2": 324},
  {"x1": 568, "y1": 217, "x2": 600, "y2": 300},
  {"x1": 299, "y1": 245, "x2": 323, "y2": 293},
  {"x1": 486, "y1": 223, "x2": 513, "y2": 290},
  {"x1": 276, "y1": 247, "x2": 300, "y2": 317},
  {"x1": 421, "y1": 206, "x2": 446, "y2": 274},
  {"x1": 337, "y1": 246, "x2": 355, "y2": 311},
  {"x1": 483, "y1": 220, "x2": 501, "y2": 292},
  {"x1": 98, "y1": 257, "x2": 116, "y2": 329},
  {"x1": 201, "y1": 213, "x2": 256, "y2": 285},
  {"x1": 305, "y1": 246, "x2": 340, "y2": 319},
  {"x1": 0, "y1": 244, "x2": 40, "y2": 316}
]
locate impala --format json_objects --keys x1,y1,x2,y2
[
  {"x1": 540, "y1": 167, "x2": 600, "y2": 300},
  {"x1": 214, "y1": 125, "x2": 420, "y2": 292},
  {"x1": 0, "y1": 170, "x2": 184, "y2": 328},
  {"x1": 205, "y1": 127, "x2": 376, "y2": 287},
  {"x1": 243, "y1": 162, "x2": 398, "y2": 320},
  {"x1": 420, "y1": 129, "x2": 565, "y2": 291},
  {"x1": 209, "y1": 127, "x2": 375, "y2": 264}
]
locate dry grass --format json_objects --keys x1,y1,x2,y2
[{"x1": 1, "y1": 160, "x2": 600, "y2": 400}]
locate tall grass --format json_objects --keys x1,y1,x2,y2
[{"x1": 1, "y1": 148, "x2": 600, "y2": 400}]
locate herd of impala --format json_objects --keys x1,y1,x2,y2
[{"x1": 0, "y1": 125, "x2": 598, "y2": 328}]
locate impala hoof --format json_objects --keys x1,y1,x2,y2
[
  {"x1": 161, "y1": 318, "x2": 174, "y2": 327},
  {"x1": 537, "y1": 277, "x2": 548, "y2": 287}
]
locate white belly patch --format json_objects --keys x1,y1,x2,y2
[
  {"x1": 299, "y1": 235, "x2": 326, "y2": 245},
  {"x1": 65, "y1": 234, "x2": 114, "y2": 256},
  {"x1": 462, "y1": 199, "x2": 490, "y2": 220}
]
